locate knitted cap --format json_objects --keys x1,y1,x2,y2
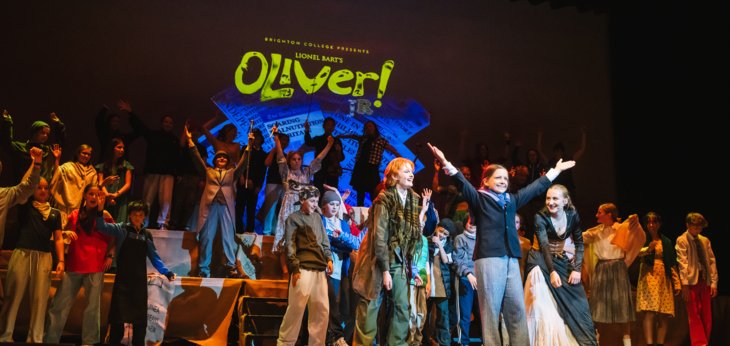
[
  {"x1": 31, "y1": 121, "x2": 50, "y2": 133},
  {"x1": 438, "y1": 218, "x2": 456, "y2": 234},
  {"x1": 320, "y1": 190, "x2": 341, "y2": 206}
]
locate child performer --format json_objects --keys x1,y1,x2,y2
[
  {"x1": 428, "y1": 142, "x2": 575, "y2": 346},
  {"x1": 676, "y1": 212, "x2": 718, "y2": 346},
  {"x1": 277, "y1": 185, "x2": 333, "y2": 345},
  {"x1": 95, "y1": 197, "x2": 175, "y2": 345}
]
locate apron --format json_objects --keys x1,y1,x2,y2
[{"x1": 109, "y1": 228, "x2": 149, "y2": 324}]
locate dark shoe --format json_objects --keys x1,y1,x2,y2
[
  {"x1": 198, "y1": 272, "x2": 210, "y2": 278},
  {"x1": 225, "y1": 265, "x2": 242, "y2": 278}
]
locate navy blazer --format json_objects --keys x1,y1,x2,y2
[{"x1": 451, "y1": 172, "x2": 551, "y2": 260}]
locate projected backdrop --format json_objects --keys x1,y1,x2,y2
[{"x1": 203, "y1": 40, "x2": 430, "y2": 206}]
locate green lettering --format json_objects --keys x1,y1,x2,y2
[
  {"x1": 294, "y1": 61, "x2": 331, "y2": 94},
  {"x1": 234, "y1": 51, "x2": 268, "y2": 95},
  {"x1": 280, "y1": 58, "x2": 292, "y2": 85},
  {"x1": 374, "y1": 60, "x2": 394, "y2": 107},
  {"x1": 260, "y1": 54, "x2": 294, "y2": 101},
  {"x1": 328, "y1": 69, "x2": 355, "y2": 95},
  {"x1": 353, "y1": 71, "x2": 379, "y2": 97}
]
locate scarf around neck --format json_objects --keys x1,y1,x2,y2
[
  {"x1": 374, "y1": 186, "x2": 422, "y2": 262},
  {"x1": 32, "y1": 201, "x2": 51, "y2": 220}
]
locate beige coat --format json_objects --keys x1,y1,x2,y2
[
  {"x1": 50, "y1": 162, "x2": 97, "y2": 223},
  {"x1": 189, "y1": 146, "x2": 248, "y2": 233},
  {"x1": 0, "y1": 164, "x2": 40, "y2": 249},
  {"x1": 676, "y1": 231, "x2": 718, "y2": 288}
]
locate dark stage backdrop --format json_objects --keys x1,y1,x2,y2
[{"x1": 0, "y1": 0, "x2": 611, "y2": 216}]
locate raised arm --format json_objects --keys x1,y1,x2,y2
[
  {"x1": 201, "y1": 115, "x2": 223, "y2": 149},
  {"x1": 423, "y1": 201, "x2": 438, "y2": 237},
  {"x1": 179, "y1": 123, "x2": 191, "y2": 148},
  {"x1": 273, "y1": 129, "x2": 285, "y2": 161},
  {"x1": 303, "y1": 119, "x2": 313, "y2": 146},
  {"x1": 513, "y1": 158, "x2": 576, "y2": 208},
  {"x1": 314, "y1": 135, "x2": 335, "y2": 161},
  {"x1": 432, "y1": 160, "x2": 442, "y2": 191},
  {"x1": 233, "y1": 133, "x2": 254, "y2": 177},
  {"x1": 384, "y1": 141, "x2": 401, "y2": 157},
  {"x1": 419, "y1": 188, "x2": 432, "y2": 226},
  {"x1": 184, "y1": 125, "x2": 207, "y2": 175},
  {"x1": 264, "y1": 149, "x2": 276, "y2": 168},
  {"x1": 94, "y1": 215, "x2": 127, "y2": 239},
  {"x1": 427, "y1": 143, "x2": 481, "y2": 208},
  {"x1": 4, "y1": 147, "x2": 43, "y2": 210},
  {"x1": 0, "y1": 110, "x2": 13, "y2": 147},
  {"x1": 309, "y1": 136, "x2": 334, "y2": 174},
  {"x1": 121, "y1": 100, "x2": 152, "y2": 139},
  {"x1": 337, "y1": 134, "x2": 361, "y2": 141},
  {"x1": 49, "y1": 112, "x2": 66, "y2": 147}
]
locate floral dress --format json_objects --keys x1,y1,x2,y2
[{"x1": 637, "y1": 239, "x2": 680, "y2": 315}]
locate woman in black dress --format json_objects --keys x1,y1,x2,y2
[{"x1": 524, "y1": 184, "x2": 596, "y2": 345}]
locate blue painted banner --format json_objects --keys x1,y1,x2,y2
[{"x1": 207, "y1": 86, "x2": 429, "y2": 206}]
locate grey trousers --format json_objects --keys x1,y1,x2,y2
[
  {"x1": 0, "y1": 249, "x2": 52, "y2": 343},
  {"x1": 475, "y1": 256, "x2": 528, "y2": 346},
  {"x1": 45, "y1": 271, "x2": 105, "y2": 345}
]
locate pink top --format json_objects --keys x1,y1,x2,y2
[{"x1": 65, "y1": 209, "x2": 113, "y2": 273}]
